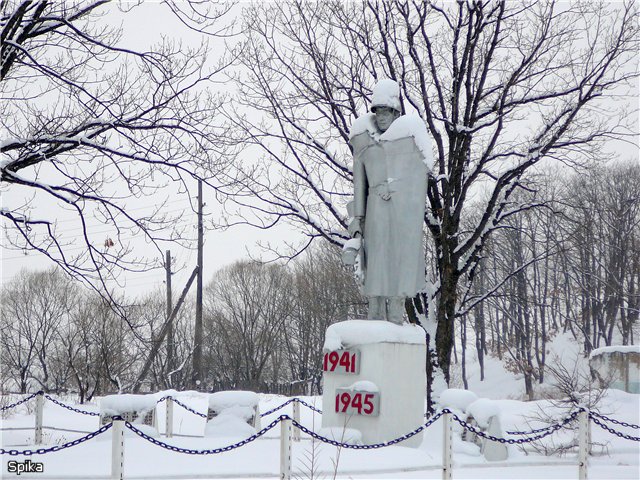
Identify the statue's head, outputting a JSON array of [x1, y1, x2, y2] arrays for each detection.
[[370, 79, 401, 133]]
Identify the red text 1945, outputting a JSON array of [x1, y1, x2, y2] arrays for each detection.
[[334, 389, 380, 416]]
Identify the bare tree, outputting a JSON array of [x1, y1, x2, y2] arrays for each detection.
[[0, 268, 77, 393], [285, 243, 363, 394], [221, 0, 638, 384], [457, 163, 639, 397], [203, 260, 294, 391], [563, 161, 640, 350], [1, 1, 234, 304]]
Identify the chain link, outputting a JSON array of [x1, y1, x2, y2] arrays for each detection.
[[589, 414, 640, 442], [123, 415, 283, 454], [0, 423, 113, 456], [43, 394, 100, 417], [589, 411, 640, 430], [507, 424, 558, 435], [0, 391, 41, 412], [448, 409, 581, 445], [290, 411, 444, 449]]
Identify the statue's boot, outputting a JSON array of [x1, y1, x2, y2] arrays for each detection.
[[367, 296, 385, 320], [387, 297, 405, 325]]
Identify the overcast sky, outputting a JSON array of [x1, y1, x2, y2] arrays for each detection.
[[1, 1, 638, 300]]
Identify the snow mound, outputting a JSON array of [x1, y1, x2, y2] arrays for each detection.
[[344, 380, 379, 393], [205, 413, 257, 438], [453, 437, 481, 456], [590, 345, 640, 359], [209, 391, 259, 410], [466, 398, 500, 429], [348, 112, 434, 170], [439, 388, 478, 412], [343, 237, 361, 250], [380, 114, 433, 169], [323, 320, 425, 351], [208, 391, 259, 422], [100, 394, 157, 417], [349, 112, 378, 140]]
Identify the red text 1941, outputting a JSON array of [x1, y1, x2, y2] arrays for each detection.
[[322, 349, 360, 374]]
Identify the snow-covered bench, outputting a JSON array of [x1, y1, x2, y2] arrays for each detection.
[[439, 388, 508, 461], [99, 394, 158, 429], [207, 391, 261, 430], [590, 345, 640, 393]]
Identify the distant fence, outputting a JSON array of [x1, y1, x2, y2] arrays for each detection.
[[1, 392, 638, 480], [208, 376, 323, 397]]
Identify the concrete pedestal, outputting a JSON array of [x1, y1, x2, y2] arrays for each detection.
[[321, 320, 426, 447]]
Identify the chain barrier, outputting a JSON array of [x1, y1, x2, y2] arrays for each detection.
[[1, 392, 41, 412], [294, 398, 323, 414], [448, 409, 581, 445], [0, 391, 41, 413], [5, 392, 638, 461], [507, 424, 558, 435], [588, 411, 640, 430], [261, 398, 323, 417], [124, 415, 284, 454], [166, 397, 208, 418], [589, 414, 640, 442], [505, 425, 554, 435], [506, 410, 583, 435], [291, 411, 444, 449], [260, 398, 295, 417], [43, 394, 100, 417], [0, 423, 113, 456]]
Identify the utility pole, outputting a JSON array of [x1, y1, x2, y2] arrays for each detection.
[[192, 180, 204, 389], [133, 267, 198, 393], [165, 250, 173, 387]]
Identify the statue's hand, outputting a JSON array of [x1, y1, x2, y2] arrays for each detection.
[[376, 182, 392, 201], [348, 217, 363, 237]]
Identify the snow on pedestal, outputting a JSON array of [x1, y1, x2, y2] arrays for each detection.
[[321, 320, 426, 447]]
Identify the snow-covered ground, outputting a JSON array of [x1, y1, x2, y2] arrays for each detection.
[[2, 332, 638, 479], [1, 387, 638, 479]]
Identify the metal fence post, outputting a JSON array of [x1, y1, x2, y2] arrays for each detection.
[[166, 397, 174, 438], [442, 412, 453, 480], [578, 410, 589, 480], [292, 400, 300, 442], [280, 417, 292, 480], [111, 418, 125, 480], [35, 392, 44, 445]]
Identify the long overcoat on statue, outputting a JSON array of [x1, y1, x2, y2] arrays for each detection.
[[349, 122, 429, 297]]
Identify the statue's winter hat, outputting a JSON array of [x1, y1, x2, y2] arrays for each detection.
[[371, 79, 401, 112]]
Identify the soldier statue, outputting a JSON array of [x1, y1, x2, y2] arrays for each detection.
[[344, 79, 432, 324]]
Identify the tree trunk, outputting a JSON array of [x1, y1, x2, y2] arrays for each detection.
[[436, 263, 458, 384]]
